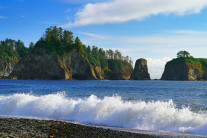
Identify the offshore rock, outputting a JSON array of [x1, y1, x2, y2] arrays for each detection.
[[130, 58, 150, 80], [161, 57, 207, 81]]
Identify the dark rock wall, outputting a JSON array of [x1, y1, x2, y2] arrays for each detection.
[[130, 58, 150, 80]]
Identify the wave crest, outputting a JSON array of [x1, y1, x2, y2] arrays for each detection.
[[0, 93, 207, 135]]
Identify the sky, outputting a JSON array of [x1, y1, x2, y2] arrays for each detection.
[[1, 0, 207, 79]]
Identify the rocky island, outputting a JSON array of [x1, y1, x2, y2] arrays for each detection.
[[161, 57, 207, 81]]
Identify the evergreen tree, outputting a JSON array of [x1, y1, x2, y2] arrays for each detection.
[[177, 50, 193, 58], [74, 37, 84, 54], [87, 46, 91, 57], [29, 42, 34, 50], [92, 46, 99, 60], [63, 30, 74, 45]]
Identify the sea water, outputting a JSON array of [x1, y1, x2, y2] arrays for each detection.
[[0, 79, 207, 135]]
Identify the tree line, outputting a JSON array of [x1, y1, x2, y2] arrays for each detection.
[[0, 39, 29, 62], [35, 26, 133, 70]]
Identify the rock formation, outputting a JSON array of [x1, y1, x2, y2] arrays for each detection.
[[10, 48, 100, 80], [161, 58, 207, 81], [130, 58, 150, 80], [0, 57, 18, 78], [104, 66, 133, 80]]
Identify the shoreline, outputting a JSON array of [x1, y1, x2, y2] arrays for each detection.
[[0, 116, 206, 138]]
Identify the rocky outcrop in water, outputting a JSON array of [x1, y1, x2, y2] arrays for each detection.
[[130, 58, 150, 80], [161, 58, 207, 81], [10, 48, 100, 80]]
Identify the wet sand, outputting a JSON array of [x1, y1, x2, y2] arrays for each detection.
[[0, 116, 206, 138]]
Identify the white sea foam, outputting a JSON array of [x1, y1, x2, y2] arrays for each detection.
[[0, 92, 207, 135]]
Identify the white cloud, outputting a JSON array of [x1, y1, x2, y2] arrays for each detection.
[[120, 34, 207, 47], [79, 32, 108, 39], [170, 30, 207, 35], [147, 57, 172, 79], [62, 0, 207, 27]]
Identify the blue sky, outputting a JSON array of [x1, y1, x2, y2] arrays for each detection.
[[1, 0, 207, 78]]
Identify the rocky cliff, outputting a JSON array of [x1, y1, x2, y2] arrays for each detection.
[[9, 48, 133, 80], [0, 39, 29, 78], [10, 48, 100, 80], [102, 59, 133, 80], [161, 57, 207, 81], [130, 58, 150, 80], [0, 57, 18, 78], [104, 66, 133, 80]]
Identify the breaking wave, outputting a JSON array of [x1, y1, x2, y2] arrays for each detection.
[[0, 92, 207, 135]]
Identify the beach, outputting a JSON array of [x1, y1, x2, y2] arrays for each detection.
[[0, 116, 206, 138]]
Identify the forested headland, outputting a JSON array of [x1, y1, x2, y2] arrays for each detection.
[[35, 26, 133, 71], [0, 26, 133, 80]]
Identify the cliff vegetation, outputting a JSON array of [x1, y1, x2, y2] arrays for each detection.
[[161, 51, 207, 80], [0, 39, 29, 77]]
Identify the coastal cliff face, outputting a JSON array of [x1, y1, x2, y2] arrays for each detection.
[[59, 51, 100, 80], [10, 48, 99, 80], [0, 39, 29, 78], [9, 48, 133, 80], [130, 58, 150, 80], [161, 58, 207, 81], [6, 26, 134, 80], [0, 58, 18, 78], [104, 66, 133, 80], [102, 59, 133, 80]]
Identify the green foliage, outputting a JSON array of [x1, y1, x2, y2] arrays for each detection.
[[177, 50, 193, 58], [108, 59, 132, 71], [29, 42, 34, 50], [88, 57, 101, 67], [30, 26, 132, 71], [36, 26, 86, 56], [0, 39, 29, 63], [74, 37, 85, 54], [84, 45, 132, 71], [169, 57, 207, 72]]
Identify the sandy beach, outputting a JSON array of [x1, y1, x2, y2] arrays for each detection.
[[0, 116, 206, 138]]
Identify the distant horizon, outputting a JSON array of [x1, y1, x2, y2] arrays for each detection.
[[1, 0, 207, 78]]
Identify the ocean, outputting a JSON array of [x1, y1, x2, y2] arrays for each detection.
[[0, 79, 207, 135]]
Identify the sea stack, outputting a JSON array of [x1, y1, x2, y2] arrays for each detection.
[[130, 58, 150, 80], [161, 57, 207, 81]]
